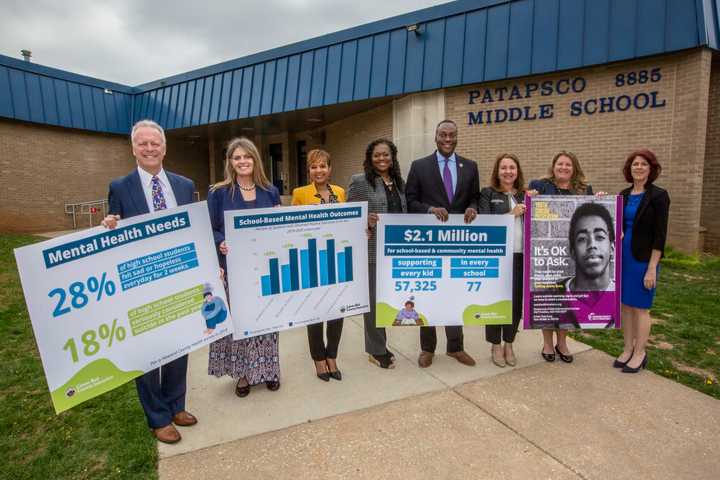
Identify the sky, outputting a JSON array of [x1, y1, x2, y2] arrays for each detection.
[[1, 0, 452, 86]]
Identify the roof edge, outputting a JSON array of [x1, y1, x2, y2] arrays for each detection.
[[134, 0, 509, 91], [0, 53, 135, 93]]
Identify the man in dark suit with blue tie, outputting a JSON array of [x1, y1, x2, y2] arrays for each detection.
[[102, 120, 197, 444], [405, 119, 480, 368]]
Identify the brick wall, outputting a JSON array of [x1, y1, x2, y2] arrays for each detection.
[[701, 54, 720, 252], [165, 135, 211, 199], [446, 49, 712, 253], [2, 49, 716, 252], [321, 103, 394, 190], [0, 120, 209, 233]]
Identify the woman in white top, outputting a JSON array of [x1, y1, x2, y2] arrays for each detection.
[[478, 153, 528, 368]]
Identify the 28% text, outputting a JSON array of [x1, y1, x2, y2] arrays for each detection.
[[48, 272, 117, 317]]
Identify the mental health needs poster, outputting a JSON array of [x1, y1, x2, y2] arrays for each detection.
[[15, 202, 230, 413]]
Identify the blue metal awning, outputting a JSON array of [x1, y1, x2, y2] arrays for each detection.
[[1, 0, 718, 134]]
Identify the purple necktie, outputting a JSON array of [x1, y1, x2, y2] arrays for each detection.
[[443, 158, 454, 203]]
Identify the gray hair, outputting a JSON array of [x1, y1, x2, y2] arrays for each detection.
[[131, 119, 166, 145]]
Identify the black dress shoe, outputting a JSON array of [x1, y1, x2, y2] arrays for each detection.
[[329, 370, 342, 381], [266, 380, 281, 391], [621, 353, 647, 373], [317, 372, 330, 382], [555, 345, 574, 363], [541, 351, 556, 362]]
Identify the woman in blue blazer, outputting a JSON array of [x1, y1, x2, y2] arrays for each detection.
[[206, 137, 282, 397]]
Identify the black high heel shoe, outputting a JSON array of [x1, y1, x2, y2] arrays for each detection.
[[613, 354, 633, 368], [315, 360, 330, 382], [326, 358, 342, 381], [621, 353, 647, 373], [541, 349, 555, 362], [555, 345, 574, 363]]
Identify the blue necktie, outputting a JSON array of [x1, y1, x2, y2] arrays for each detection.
[[151, 176, 167, 211]]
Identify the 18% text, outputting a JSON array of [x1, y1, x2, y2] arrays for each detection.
[[63, 318, 127, 363]]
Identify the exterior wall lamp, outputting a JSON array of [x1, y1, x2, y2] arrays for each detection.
[[406, 24, 422, 35]]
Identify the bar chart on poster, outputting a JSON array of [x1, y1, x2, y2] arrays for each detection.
[[259, 235, 354, 296], [225, 203, 370, 338]]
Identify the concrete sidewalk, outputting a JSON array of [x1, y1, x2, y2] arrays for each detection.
[[158, 318, 719, 479]]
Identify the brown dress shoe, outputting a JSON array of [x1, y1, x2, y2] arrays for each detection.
[[418, 351, 434, 368], [173, 411, 198, 427], [153, 424, 181, 444], [447, 350, 476, 366]]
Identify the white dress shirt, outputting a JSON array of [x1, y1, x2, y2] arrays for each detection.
[[508, 194, 524, 253], [137, 167, 178, 212]]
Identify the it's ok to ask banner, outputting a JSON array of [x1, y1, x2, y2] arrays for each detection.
[[15, 202, 230, 413]]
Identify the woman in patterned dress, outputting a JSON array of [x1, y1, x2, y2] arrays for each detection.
[[207, 137, 281, 397], [291, 149, 346, 381]]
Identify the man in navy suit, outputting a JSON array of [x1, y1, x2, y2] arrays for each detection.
[[102, 120, 197, 444], [405, 119, 480, 368]]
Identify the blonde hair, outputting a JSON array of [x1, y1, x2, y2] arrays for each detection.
[[211, 137, 272, 194], [546, 150, 589, 194], [307, 149, 331, 169]]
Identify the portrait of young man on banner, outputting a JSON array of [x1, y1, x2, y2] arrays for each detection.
[[524, 196, 622, 330]]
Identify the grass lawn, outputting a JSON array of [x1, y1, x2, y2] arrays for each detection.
[[2, 235, 718, 479], [571, 249, 720, 400], [1, 234, 157, 480]]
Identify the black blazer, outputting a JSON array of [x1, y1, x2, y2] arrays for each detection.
[[108, 168, 195, 219], [478, 187, 525, 214], [405, 152, 480, 214], [620, 183, 670, 261]]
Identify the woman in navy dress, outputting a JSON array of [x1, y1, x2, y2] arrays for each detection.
[[528, 151, 593, 363], [616, 149, 670, 373], [207, 137, 282, 397]]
